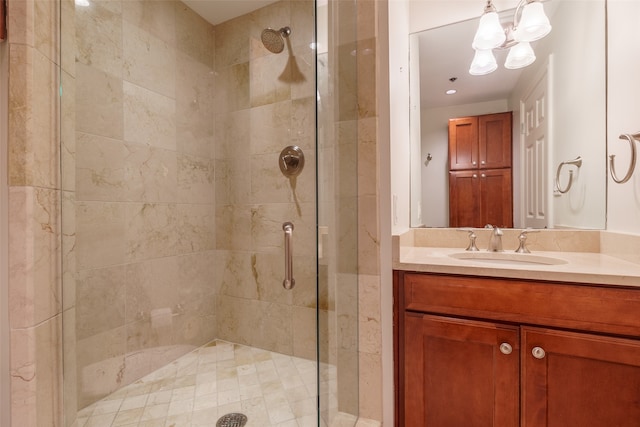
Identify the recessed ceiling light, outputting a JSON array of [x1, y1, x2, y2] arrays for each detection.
[[445, 89, 457, 95]]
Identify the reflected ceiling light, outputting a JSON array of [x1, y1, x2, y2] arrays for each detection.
[[469, 49, 497, 75], [75, 0, 90, 6], [470, 0, 551, 75], [445, 89, 457, 95]]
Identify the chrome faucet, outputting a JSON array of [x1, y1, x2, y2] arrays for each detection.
[[486, 225, 503, 252]]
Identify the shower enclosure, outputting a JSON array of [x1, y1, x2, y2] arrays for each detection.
[[61, 0, 359, 426]]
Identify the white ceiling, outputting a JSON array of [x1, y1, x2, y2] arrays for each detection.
[[182, 0, 279, 25]]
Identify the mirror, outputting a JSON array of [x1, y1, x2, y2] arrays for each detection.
[[410, 0, 606, 229]]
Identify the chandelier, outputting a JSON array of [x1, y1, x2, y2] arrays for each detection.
[[469, 0, 552, 75]]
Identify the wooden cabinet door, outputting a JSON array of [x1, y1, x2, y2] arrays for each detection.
[[449, 170, 481, 227], [449, 116, 479, 170], [522, 327, 640, 427], [404, 313, 520, 427], [480, 168, 513, 228], [479, 112, 512, 169]]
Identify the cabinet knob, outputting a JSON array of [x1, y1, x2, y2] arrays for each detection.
[[499, 343, 513, 355], [481, 173, 486, 178], [481, 160, 486, 165], [532, 346, 546, 359], [473, 161, 477, 165], [473, 174, 478, 178]]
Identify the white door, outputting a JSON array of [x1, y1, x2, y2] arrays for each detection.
[[521, 62, 551, 229]]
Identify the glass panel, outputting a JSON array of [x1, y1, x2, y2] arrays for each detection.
[[61, 1, 328, 426], [317, 0, 359, 425]]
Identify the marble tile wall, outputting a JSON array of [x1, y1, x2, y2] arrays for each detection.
[[213, 0, 319, 362], [72, 0, 217, 411]]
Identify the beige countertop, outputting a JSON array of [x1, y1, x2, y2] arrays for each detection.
[[394, 246, 640, 288]]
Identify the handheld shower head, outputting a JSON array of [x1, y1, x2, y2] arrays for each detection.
[[261, 26, 291, 54]]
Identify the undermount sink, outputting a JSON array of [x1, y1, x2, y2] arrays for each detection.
[[449, 252, 568, 266]]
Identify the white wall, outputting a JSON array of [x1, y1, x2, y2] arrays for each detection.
[[389, 0, 411, 234], [607, 0, 640, 235], [420, 99, 509, 227]]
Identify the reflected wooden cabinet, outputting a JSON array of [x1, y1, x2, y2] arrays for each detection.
[[449, 112, 513, 227], [449, 168, 512, 228], [394, 271, 640, 427]]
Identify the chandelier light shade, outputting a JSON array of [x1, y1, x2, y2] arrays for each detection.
[[469, 0, 551, 75], [469, 49, 498, 75], [515, 1, 552, 42], [472, 10, 506, 49], [504, 42, 536, 69]]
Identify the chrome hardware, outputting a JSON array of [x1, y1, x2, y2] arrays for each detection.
[[485, 224, 503, 252], [532, 346, 546, 359], [282, 222, 295, 289], [609, 133, 639, 184], [279, 146, 305, 178], [555, 156, 582, 194], [515, 228, 540, 253], [499, 343, 513, 355], [457, 228, 480, 251]]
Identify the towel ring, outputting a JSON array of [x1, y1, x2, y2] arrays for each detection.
[[555, 156, 582, 194], [609, 133, 639, 184]]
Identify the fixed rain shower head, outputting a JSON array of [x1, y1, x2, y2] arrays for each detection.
[[261, 26, 291, 54]]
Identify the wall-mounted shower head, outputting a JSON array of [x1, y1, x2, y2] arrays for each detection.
[[261, 26, 291, 54]]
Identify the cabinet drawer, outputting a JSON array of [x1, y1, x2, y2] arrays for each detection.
[[401, 272, 640, 337]]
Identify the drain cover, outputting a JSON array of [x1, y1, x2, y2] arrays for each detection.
[[216, 413, 248, 427]]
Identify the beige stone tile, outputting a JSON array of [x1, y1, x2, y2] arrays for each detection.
[[76, 265, 126, 340], [61, 71, 76, 192], [76, 201, 127, 270], [125, 257, 180, 324], [76, 62, 124, 140], [34, 0, 59, 62], [214, 157, 251, 206], [290, 1, 315, 54], [63, 308, 79, 426], [123, 82, 176, 150], [175, 52, 215, 159], [358, 195, 379, 276], [175, 203, 215, 253], [336, 349, 359, 415], [10, 316, 63, 427], [214, 62, 250, 114], [249, 52, 292, 107], [176, 153, 214, 205], [601, 231, 640, 264], [8, 186, 62, 329], [215, 204, 252, 251], [358, 352, 382, 422], [292, 306, 316, 360], [7, 0, 34, 46], [356, 37, 377, 119], [214, 250, 260, 300], [214, 15, 250, 69], [291, 97, 315, 147], [123, 20, 176, 98], [172, 311, 216, 349], [177, 251, 216, 305], [76, 327, 126, 408], [357, 274, 380, 355], [75, 0, 123, 78], [250, 202, 316, 257], [62, 191, 77, 312], [125, 203, 179, 261], [358, 117, 378, 198], [213, 109, 250, 160], [250, 153, 316, 205], [251, 252, 315, 306], [8, 44, 60, 188], [175, 1, 214, 66], [288, 46, 316, 100], [336, 43, 358, 122], [122, 0, 176, 47], [61, 0, 76, 76], [249, 100, 291, 155]]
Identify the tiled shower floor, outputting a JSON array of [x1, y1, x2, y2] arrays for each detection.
[[76, 340, 335, 427]]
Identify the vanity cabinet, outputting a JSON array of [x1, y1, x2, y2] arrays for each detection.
[[448, 112, 513, 228], [394, 271, 640, 427]]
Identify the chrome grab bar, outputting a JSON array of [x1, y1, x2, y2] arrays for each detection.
[[282, 222, 295, 290]]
